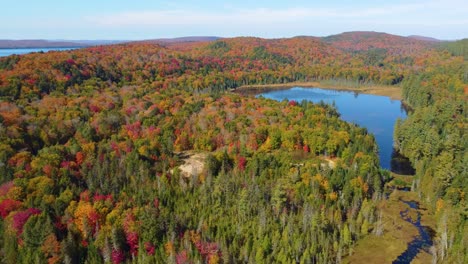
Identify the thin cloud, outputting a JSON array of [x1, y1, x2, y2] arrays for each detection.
[[87, 8, 330, 27], [4, 0, 465, 39], [86, 1, 468, 29]]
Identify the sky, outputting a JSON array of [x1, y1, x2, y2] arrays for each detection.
[[1, 0, 467, 40]]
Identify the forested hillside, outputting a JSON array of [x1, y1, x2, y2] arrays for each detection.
[[394, 39, 467, 263], [0, 32, 449, 99], [0, 32, 466, 263]]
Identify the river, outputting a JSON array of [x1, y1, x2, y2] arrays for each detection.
[[259, 87, 409, 171]]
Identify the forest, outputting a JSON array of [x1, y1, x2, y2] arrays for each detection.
[[0, 32, 466, 263], [394, 38, 467, 263]]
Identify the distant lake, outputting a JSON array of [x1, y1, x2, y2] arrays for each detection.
[[0, 47, 79, 57], [259, 87, 408, 171]]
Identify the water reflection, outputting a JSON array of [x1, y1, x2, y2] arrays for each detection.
[[259, 87, 408, 170], [390, 149, 415, 175]]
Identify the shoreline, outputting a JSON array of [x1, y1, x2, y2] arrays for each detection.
[[234, 81, 402, 100]]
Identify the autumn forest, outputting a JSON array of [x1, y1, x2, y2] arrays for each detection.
[[0, 32, 466, 263]]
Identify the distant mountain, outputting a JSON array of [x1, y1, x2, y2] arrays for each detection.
[[61, 40, 129, 45], [0, 39, 133, 49], [407, 35, 442, 42], [1, 34, 446, 51], [322, 31, 434, 53], [323, 31, 417, 45], [0, 37, 218, 49], [137, 36, 220, 44], [0, 40, 91, 49]]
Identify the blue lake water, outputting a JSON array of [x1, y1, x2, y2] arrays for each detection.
[[259, 87, 407, 170], [0, 47, 79, 57]]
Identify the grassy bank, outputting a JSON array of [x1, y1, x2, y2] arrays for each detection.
[[235, 81, 402, 100]]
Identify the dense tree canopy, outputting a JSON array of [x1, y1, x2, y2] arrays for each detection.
[[0, 32, 466, 263], [394, 39, 467, 263]]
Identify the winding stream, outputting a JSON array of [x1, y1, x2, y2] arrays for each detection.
[[393, 200, 433, 263]]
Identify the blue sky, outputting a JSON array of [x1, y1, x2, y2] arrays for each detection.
[[1, 0, 467, 40]]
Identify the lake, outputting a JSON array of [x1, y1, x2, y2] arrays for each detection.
[[0, 47, 79, 57], [259, 87, 408, 171]]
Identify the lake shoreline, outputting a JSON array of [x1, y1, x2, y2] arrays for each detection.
[[256, 87, 407, 169], [234, 81, 402, 100], [0, 47, 81, 57]]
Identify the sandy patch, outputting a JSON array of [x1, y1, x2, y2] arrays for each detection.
[[177, 152, 207, 178]]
